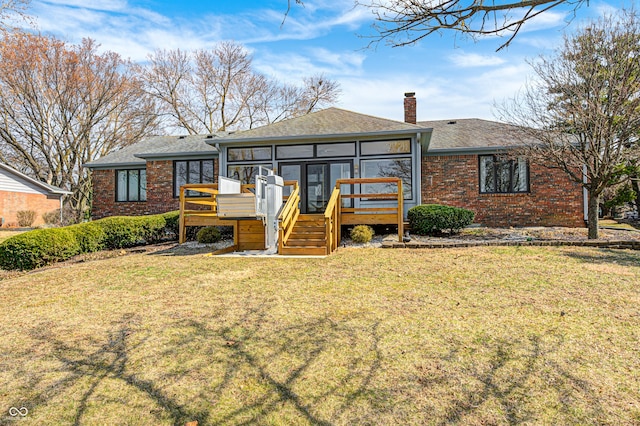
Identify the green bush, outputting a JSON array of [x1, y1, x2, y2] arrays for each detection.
[[162, 211, 180, 237], [408, 204, 475, 236], [350, 225, 375, 243], [0, 228, 81, 270], [16, 210, 36, 227], [95, 214, 166, 249], [67, 222, 106, 253], [196, 226, 222, 244], [0, 212, 179, 271]]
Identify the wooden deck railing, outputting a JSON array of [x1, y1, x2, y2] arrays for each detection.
[[324, 187, 341, 254], [179, 183, 219, 243], [277, 181, 300, 252], [335, 177, 404, 242]]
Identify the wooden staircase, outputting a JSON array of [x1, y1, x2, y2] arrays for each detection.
[[279, 214, 329, 256]]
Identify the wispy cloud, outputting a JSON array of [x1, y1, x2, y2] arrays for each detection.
[[449, 52, 506, 67]]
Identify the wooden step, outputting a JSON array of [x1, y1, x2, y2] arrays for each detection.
[[285, 239, 326, 247], [279, 246, 328, 256], [290, 231, 326, 239]]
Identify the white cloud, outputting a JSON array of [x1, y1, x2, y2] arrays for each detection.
[[449, 52, 506, 67]]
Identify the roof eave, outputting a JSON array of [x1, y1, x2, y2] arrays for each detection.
[[207, 128, 433, 146], [425, 145, 524, 156], [135, 150, 218, 160], [84, 161, 146, 170], [0, 163, 72, 195]]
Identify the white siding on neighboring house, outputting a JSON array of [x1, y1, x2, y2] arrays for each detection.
[[0, 167, 46, 194]]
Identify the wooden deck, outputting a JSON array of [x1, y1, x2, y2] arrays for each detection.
[[178, 177, 404, 256]]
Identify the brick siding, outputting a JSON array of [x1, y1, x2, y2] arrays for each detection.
[[91, 159, 218, 219], [0, 191, 61, 227], [421, 155, 585, 227]]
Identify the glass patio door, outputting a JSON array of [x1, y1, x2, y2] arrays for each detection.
[[306, 163, 328, 213], [280, 161, 352, 214]]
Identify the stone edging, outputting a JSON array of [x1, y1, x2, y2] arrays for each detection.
[[381, 240, 640, 250]]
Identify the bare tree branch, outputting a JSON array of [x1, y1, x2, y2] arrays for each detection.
[[0, 32, 159, 222], [497, 10, 640, 238], [357, 0, 587, 51]]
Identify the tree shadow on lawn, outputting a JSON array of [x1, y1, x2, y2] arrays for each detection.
[[561, 247, 640, 268], [13, 309, 618, 425]]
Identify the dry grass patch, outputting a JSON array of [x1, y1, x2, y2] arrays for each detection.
[[1, 247, 639, 425], [0, 230, 24, 243]]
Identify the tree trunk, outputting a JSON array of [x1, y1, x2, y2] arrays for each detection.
[[587, 191, 599, 239], [631, 175, 640, 216]]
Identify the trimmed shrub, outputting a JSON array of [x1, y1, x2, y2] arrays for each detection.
[[196, 226, 221, 244], [350, 225, 375, 243], [16, 210, 36, 227], [67, 222, 106, 253], [0, 212, 180, 271], [162, 211, 180, 238], [408, 204, 475, 236], [95, 215, 166, 249], [0, 228, 81, 270]]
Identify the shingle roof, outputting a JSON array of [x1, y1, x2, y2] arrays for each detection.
[[214, 107, 430, 143], [85, 134, 225, 168], [418, 118, 532, 151]]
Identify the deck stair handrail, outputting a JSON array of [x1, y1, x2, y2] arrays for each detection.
[[277, 181, 300, 251], [323, 187, 341, 253], [335, 177, 404, 242]]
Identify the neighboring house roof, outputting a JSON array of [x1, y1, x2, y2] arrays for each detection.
[[210, 108, 432, 144], [418, 118, 534, 154], [0, 163, 72, 196], [84, 134, 226, 169]]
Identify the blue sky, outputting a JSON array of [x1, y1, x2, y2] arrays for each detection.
[[24, 0, 622, 122]]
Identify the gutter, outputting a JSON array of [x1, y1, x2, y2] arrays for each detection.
[[206, 128, 433, 146]]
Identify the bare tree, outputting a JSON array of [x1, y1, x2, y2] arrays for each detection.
[[139, 41, 340, 134], [0, 0, 31, 30], [356, 0, 588, 51], [0, 32, 159, 222], [498, 11, 640, 239]]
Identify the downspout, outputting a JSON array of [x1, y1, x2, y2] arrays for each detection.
[[416, 132, 422, 207], [59, 194, 64, 225]]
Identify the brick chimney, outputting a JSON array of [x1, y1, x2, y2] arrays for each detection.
[[404, 92, 416, 124]]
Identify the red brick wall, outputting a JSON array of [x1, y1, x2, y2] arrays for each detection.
[[91, 159, 218, 219], [421, 155, 585, 227], [0, 190, 61, 227]]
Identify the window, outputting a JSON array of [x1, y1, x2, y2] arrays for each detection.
[[116, 169, 146, 202], [228, 146, 271, 162], [174, 159, 215, 197], [317, 143, 356, 157], [360, 158, 412, 200], [227, 164, 273, 185], [276, 145, 314, 159], [360, 140, 411, 156], [479, 155, 529, 193]]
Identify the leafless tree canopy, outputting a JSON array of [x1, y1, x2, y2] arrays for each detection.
[[0, 32, 160, 222], [498, 10, 640, 238], [0, 0, 31, 30], [357, 0, 587, 50], [139, 41, 341, 134]]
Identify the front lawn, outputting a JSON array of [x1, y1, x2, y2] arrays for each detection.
[[0, 230, 24, 243], [1, 247, 638, 425]]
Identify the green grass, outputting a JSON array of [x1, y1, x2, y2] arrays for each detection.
[[1, 247, 639, 425]]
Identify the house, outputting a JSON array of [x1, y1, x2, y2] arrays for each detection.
[[86, 93, 586, 228], [0, 163, 72, 227]]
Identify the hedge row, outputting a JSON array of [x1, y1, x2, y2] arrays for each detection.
[[408, 204, 475, 236], [0, 211, 179, 271]]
